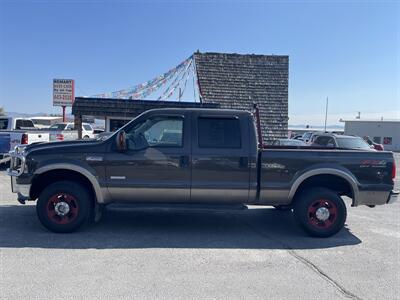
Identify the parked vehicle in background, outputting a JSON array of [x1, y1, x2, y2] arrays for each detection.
[[49, 122, 95, 141], [7, 108, 398, 237], [311, 133, 373, 150], [301, 131, 317, 143], [0, 117, 49, 164], [308, 132, 326, 144], [31, 116, 63, 129], [272, 139, 307, 146], [290, 134, 303, 140], [93, 128, 105, 136], [363, 136, 384, 151]]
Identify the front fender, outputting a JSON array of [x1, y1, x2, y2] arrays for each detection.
[[34, 162, 108, 204]]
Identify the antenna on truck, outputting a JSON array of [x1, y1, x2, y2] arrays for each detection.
[[253, 104, 264, 149]]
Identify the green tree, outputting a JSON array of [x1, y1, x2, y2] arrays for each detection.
[[0, 106, 5, 116]]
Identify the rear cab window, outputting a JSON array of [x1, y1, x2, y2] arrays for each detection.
[[15, 119, 35, 129]]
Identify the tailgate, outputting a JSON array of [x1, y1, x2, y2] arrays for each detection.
[[49, 130, 78, 141], [28, 131, 49, 143]]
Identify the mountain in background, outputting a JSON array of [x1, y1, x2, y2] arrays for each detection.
[[5, 111, 69, 118]]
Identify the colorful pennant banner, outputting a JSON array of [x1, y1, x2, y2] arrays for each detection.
[[93, 56, 193, 100]]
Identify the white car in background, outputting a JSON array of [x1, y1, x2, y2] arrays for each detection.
[[48, 122, 95, 141]]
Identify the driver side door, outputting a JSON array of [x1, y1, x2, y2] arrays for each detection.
[[105, 112, 191, 203]]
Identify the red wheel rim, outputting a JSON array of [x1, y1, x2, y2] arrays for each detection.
[[46, 193, 79, 225], [307, 199, 338, 229]]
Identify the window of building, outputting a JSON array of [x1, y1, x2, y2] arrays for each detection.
[[110, 119, 130, 132], [198, 117, 241, 148], [383, 137, 392, 145]]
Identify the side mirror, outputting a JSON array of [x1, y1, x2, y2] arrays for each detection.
[[116, 130, 127, 152]]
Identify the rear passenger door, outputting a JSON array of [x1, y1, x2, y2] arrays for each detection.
[[191, 113, 251, 203]]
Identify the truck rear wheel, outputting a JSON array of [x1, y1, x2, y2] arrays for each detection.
[[36, 181, 92, 233], [294, 188, 347, 237]]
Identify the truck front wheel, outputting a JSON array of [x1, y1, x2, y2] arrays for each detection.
[[294, 188, 347, 237], [36, 181, 92, 233]]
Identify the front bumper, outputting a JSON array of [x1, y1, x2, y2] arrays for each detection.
[[387, 190, 399, 204], [10, 176, 31, 203], [7, 147, 31, 203]]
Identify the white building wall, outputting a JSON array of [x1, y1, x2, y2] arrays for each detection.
[[344, 121, 400, 151]]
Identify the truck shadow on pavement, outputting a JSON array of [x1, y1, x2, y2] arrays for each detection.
[[0, 204, 361, 250]]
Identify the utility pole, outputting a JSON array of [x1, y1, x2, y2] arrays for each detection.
[[62, 106, 66, 122], [324, 97, 329, 132]]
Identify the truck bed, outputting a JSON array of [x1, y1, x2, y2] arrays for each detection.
[[259, 148, 395, 206]]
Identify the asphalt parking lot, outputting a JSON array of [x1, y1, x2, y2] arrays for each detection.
[[0, 154, 399, 300]]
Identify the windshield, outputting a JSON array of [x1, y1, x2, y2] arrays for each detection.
[[336, 137, 371, 150], [49, 124, 67, 130]]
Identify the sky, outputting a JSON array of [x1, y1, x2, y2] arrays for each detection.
[[0, 0, 399, 126]]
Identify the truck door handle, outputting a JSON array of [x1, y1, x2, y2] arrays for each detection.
[[239, 156, 248, 168], [179, 155, 190, 168]]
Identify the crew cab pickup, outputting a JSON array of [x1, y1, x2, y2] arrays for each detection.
[[0, 117, 49, 164], [7, 108, 398, 237]]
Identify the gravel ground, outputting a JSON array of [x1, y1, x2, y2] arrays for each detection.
[[0, 154, 399, 299]]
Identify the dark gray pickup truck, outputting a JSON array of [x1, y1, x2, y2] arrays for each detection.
[[7, 108, 398, 237]]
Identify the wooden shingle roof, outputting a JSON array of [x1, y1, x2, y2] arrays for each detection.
[[194, 52, 288, 142], [72, 98, 219, 118]]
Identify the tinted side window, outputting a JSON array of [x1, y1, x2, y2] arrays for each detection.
[[83, 124, 92, 131], [198, 117, 241, 148]]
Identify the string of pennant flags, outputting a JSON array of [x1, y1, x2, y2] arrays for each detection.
[[158, 58, 193, 100], [92, 55, 197, 101]]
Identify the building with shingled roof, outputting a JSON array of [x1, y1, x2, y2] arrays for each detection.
[[72, 51, 289, 142]]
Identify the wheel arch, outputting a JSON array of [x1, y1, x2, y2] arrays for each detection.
[[289, 168, 360, 206], [30, 164, 105, 203]]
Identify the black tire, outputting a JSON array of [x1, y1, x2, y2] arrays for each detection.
[[36, 181, 92, 233], [83, 135, 89, 139], [293, 187, 347, 238]]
